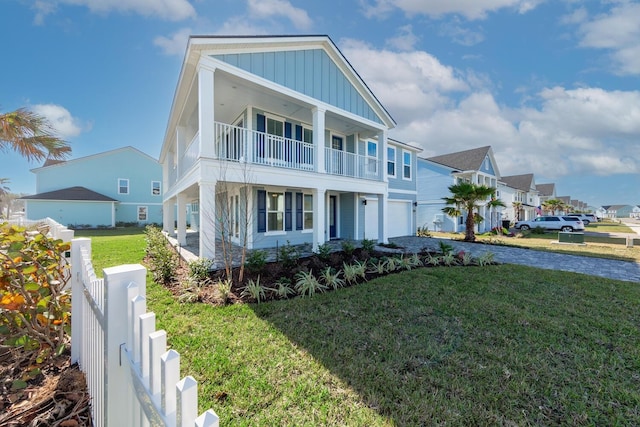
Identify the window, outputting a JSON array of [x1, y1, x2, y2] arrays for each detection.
[[303, 128, 313, 143], [366, 140, 377, 174], [137, 206, 148, 221], [387, 147, 396, 177], [403, 151, 411, 179], [267, 192, 284, 232], [191, 202, 199, 213], [152, 181, 161, 196], [303, 194, 313, 230], [118, 179, 129, 195]]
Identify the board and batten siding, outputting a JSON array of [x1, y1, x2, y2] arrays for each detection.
[[212, 49, 383, 125]]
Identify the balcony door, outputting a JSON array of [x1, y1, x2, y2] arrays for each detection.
[[331, 135, 344, 175]]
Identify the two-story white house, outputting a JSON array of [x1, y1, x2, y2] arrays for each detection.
[[499, 173, 540, 222], [159, 35, 404, 260], [416, 146, 502, 233]]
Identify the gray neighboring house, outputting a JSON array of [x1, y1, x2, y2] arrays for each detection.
[[416, 145, 502, 233], [499, 174, 540, 222]]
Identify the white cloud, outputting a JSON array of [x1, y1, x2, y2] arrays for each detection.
[[31, 104, 85, 139], [574, 2, 640, 75], [247, 0, 312, 30], [362, 0, 544, 20], [154, 27, 191, 56], [33, 0, 196, 22], [341, 41, 640, 180], [438, 19, 485, 46], [385, 25, 419, 51]]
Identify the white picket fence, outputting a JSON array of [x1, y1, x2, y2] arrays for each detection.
[[68, 236, 220, 427]]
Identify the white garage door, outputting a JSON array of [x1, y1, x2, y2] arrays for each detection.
[[364, 199, 378, 240], [388, 200, 412, 237]]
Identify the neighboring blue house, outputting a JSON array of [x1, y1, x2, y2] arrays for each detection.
[[416, 146, 502, 233], [22, 146, 162, 228]]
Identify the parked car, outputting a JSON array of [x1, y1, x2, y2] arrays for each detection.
[[514, 216, 585, 232], [568, 213, 596, 225]]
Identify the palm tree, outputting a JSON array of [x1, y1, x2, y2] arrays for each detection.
[[0, 178, 10, 219], [512, 201, 523, 221], [442, 182, 504, 242], [542, 199, 563, 215], [0, 107, 71, 161]]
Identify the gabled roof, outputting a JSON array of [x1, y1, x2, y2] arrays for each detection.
[[388, 138, 423, 152], [501, 174, 535, 192], [424, 146, 492, 172], [31, 146, 158, 173], [536, 183, 555, 196], [21, 186, 117, 202]]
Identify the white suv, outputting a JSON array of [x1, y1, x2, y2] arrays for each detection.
[[515, 216, 585, 232], [569, 214, 597, 225]]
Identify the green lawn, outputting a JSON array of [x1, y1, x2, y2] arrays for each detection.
[[77, 229, 640, 425]]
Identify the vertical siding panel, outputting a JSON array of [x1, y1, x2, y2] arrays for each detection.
[[264, 52, 275, 81], [238, 53, 251, 71], [295, 50, 305, 93], [321, 52, 330, 102], [275, 51, 286, 86], [329, 63, 337, 105], [336, 72, 345, 110], [313, 50, 322, 99], [253, 52, 264, 76]]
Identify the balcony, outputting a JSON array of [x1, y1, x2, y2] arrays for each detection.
[[212, 122, 381, 180]]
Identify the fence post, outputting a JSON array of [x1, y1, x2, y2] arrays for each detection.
[[103, 264, 147, 427], [71, 237, 92, 364]]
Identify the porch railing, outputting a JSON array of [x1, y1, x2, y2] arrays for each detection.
[[212, 122, 381, 180]]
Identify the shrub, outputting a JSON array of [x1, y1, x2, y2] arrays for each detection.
[[0, 223, 71, 356], [360, 238, 376, 253], [295, 271, 325, 297], [477, 252, 496, 266], [341, 240, 356, 257], [315, 242, 332, 262], [438, 241, 454, 256], [144, 225, 178, 284], [343, 261, 367, 284], [188, 258, 213, 282], [277, 241, 299, 269], [245, 249, 268, 274]]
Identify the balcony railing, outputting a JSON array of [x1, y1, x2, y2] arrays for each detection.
[[171, 122, 382, 183]]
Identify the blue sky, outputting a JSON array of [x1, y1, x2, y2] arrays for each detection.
[[1, 0, 639, 208]]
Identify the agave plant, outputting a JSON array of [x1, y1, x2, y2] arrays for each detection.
[[217, 278, 233, 304], [343, 261, 367, 284], [319, 267, 345, 290], [442, 252, 457, 266], [425, 253, 441, 266], [477, 251, 495, 266], [383, 256, 401, 272], [241, 276, 266, 303], [461, 251, 474, 266], [295, 270, 326, 297], [273, 278, 296, 299], [408, 253, 423, 268], [368, 259, 387, 275]]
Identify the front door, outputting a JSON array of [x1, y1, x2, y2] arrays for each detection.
[[329, 195, 338, 239]]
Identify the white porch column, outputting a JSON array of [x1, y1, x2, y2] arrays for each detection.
[[378, 129, 388, 182], [199, 181, 217, 260], [198, 67, 216, 159], [312, 107, 326, 173], [377, 193, 388, 244], [176, 193, 188, 246], [176, 125, 186, 176], [245, 106, 253, 163], [312, 187, 326, 251], [163, 198, 175, 235]]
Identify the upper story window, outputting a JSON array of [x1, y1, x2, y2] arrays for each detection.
[[387, 147, 396, 177], [303, 194, 313, 230], [403, 150, 411, 180], [118, 178, 129, 195], [152, 181, 161, 196]]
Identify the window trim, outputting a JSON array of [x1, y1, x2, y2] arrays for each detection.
[[266, 190, 286, 234], [387, 146, 396, 178], [151, 181, 161, 196], [402, 150, 412, 180], [118, 178, 129, 195], [366, 140, 378, 175], [137, 206, 148, 222], [303, 193, 313, 231]]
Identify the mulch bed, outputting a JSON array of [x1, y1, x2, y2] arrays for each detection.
[[0, 345, 93, 426]]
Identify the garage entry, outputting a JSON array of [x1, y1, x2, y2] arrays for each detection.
[[387, 200, 413, 238]]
